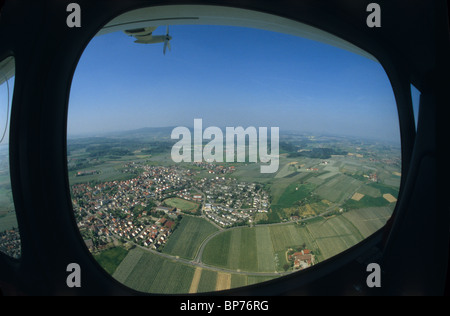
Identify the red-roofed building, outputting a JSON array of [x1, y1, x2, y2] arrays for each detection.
[[165, 220, 175, 230], [291, 249, 315, 270]]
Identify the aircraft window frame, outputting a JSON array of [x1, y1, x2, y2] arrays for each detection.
[[1, 0, 439, 297], [64, 5, 407, 295]]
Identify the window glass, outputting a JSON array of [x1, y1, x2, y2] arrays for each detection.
[[68, 23, 401, 294], [0, 56, 20, 259], [410, 83, 421, 130]]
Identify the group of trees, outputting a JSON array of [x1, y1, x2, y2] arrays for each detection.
[[85, 145, 132, 158]]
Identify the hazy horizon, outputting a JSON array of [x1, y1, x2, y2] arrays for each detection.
[[67, 123, 401, 147]]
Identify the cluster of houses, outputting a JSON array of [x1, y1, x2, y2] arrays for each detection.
[[195, 177, 269, 227], [176, 189, 203, 202], [139, 218, 175, 250], [203, 203, 251, 227], [71, 164, 197, 216], [363, 173, 378, 182], [198, 177, 269, 212], [192, 162, 236, 174], [71, 161, 272, 250], [78, 206, 178, 251], [71, 164, 193, 252]]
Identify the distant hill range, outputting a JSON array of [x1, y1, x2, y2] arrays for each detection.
[[96, 126, 177, 140], [68, 126, 177, 142]]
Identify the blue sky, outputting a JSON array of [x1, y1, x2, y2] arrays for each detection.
[[68, 24, 401, 143]]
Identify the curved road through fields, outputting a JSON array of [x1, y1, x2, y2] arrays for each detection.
[[130, 205, 344, 278], [135, 240, 289, 277], [130, 222, 294, 277], [109, 197, 344, 278]]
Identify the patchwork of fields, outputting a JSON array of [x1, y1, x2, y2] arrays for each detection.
[[112, 246, 279, 294], [65, 136, 401, 294], [233, 154, 401, 223], [111, 205, 393, 294], [113, 248, 196, 294]]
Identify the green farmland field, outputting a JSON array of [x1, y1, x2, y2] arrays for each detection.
[[202, 223, 316, 272], [162, 215, 218, 260], [106, 207, 393, 294], [202, 206, 392, 272], [112, 247, 280, 294], [93, 246, 129, 275], [195, 269, 218, 293], [202, 227, 263, 272], [305, 215, 363, 259], [271, 183, 316, 210], [342, 206, 393, 238], [68, 161, 138, 184], [113, 248, 195, 294], [313, 174, 363, 203], [343, 182, 398, 210], [164, 197, 199, 212]]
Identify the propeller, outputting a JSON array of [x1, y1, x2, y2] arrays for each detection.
[[163, 25, 172, 55]]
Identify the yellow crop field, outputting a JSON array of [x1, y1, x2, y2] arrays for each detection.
[[383, 193, 397, 203], [189, 268, 202, 293], [216, 272, 231, 291], [351, 192, 365, 201]]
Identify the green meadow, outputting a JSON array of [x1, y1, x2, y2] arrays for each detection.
[[163, 197, 199, 212], [162, 215, 219, 260], [202, 223, 316, 272]]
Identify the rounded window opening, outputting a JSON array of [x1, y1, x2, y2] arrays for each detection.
[[67, 6, 401, 294]]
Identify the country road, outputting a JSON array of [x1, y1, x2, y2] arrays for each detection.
[[135, 238, 290, 277], [128, 207, 341, 278]]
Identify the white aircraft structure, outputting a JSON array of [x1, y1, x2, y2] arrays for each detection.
[[124, 26, 172, 55]]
